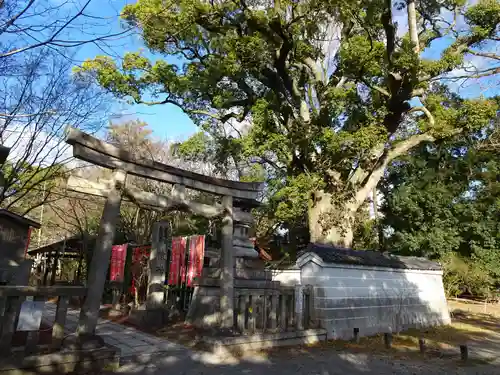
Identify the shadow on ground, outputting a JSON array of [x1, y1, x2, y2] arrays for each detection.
[[276, 306, 500, 364], [111, 315, 500, 375], [451, 309, 500, 332], [111, 342, 499, 375], [91, 302, 500, 375]]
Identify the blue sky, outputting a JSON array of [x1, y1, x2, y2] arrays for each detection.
[[69, 0, 197, 142]]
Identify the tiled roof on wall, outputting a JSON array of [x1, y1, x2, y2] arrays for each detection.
[[301, 243, 442, 271]]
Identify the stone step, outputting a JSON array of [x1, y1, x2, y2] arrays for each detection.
[[202, 329, 327, 355]]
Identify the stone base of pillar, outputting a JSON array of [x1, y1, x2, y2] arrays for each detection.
[[128, 304, 171, 329], [185, 286, 221, 329]]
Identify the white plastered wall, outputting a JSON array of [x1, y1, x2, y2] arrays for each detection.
[[297, 253, 451, 339]]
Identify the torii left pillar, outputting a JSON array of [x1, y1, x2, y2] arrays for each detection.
[[77, 169, 127, 336]]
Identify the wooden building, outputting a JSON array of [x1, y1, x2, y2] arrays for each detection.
[[0, 209, 40, 285]]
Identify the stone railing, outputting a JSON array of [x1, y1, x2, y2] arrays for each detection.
[[0, 286, 87, 353], [233, 285, 314, 333]]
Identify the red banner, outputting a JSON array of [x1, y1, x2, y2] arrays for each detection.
[[110, 244, 128, 282], [168, 237, 186, 285], [187, 235, 205, 286], [179, 237, 187, 284], [133, 245, 150, 263]]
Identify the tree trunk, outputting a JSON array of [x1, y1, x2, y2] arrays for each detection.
[[407, 0, 420, 53], [308, 190, 354, 248]]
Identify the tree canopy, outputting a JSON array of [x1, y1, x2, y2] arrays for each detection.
[[75, 0, 499, 247]]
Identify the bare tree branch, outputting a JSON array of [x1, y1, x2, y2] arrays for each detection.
[[0, 48, 109, 215], [0, 110, 56, 118], [437, 66, 500, 81], [466, 49, 500, 62], [0, 0, 36, 35], [0, 0, 134, 59]]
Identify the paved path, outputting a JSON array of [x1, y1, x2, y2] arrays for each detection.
[[42, 303, 188, 358]]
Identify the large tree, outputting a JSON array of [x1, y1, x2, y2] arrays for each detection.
[[75, 0, 499, 247]]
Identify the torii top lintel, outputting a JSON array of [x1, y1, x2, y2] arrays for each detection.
[[66, 128, 264, 202]]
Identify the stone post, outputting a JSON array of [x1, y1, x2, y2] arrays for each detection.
[[220, 195, 234, 330], [77, 169, 126, 336], [460, 344, 468, 361], [147, 221, 170, 308], [295, 284, 304, 330]]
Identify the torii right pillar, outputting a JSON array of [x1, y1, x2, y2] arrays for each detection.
[[220, 195, 234, 330]]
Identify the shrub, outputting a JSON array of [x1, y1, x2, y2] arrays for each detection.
[[441, 252, 495, 299]]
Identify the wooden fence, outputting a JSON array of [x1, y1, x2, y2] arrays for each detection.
[[234, 285, 314, 333], [0, 286, 87, 354]]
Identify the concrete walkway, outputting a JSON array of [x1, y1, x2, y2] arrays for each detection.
[[42, 303, 187, 358]]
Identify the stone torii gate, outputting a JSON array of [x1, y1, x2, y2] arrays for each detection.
[[65, 128, 263, 335]]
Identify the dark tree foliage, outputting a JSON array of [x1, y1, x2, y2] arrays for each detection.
[[381, 119, 500, 297]]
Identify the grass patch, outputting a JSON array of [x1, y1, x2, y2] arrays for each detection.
[[324, 304, 499, 355], [103, 362, 120, 372], [313, 318, 495, 355]]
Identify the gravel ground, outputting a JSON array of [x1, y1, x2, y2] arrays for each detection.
[[113, 347, 500, 375]]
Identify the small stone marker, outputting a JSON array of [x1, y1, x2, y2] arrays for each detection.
[[418, 337, 426, 353], [384, 333, 392, 349], [353, 328, 360, 343], [460, 344, 468, 361], [17, 300, 44, 331], [147, 221, 170, 309]]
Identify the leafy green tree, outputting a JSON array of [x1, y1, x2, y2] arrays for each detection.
[[75, 0, 499, 247], [381, 120, 500, 296], [441, 252, 495, 298]]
